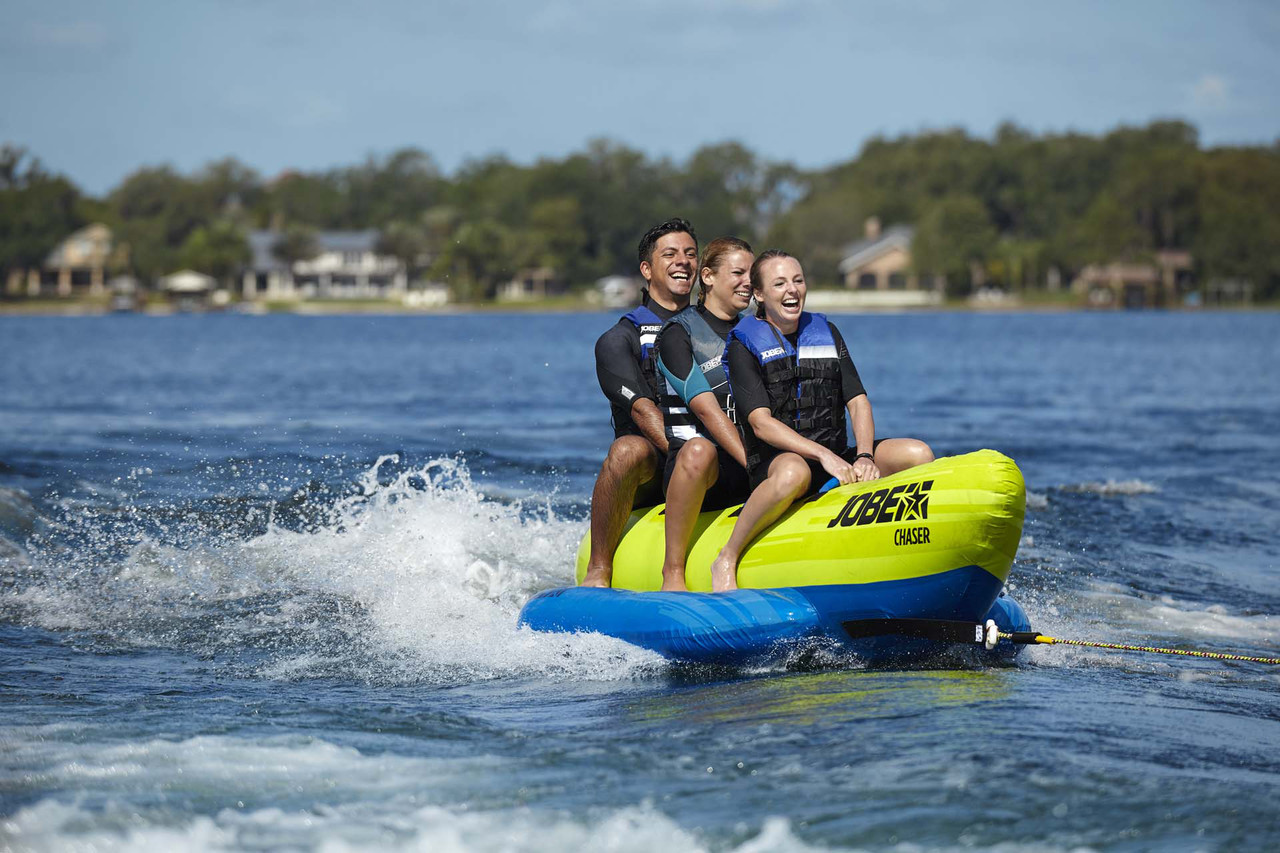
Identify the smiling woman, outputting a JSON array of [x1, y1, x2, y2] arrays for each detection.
[[707, 250, 935, 591], [652, 236, 756, 591]]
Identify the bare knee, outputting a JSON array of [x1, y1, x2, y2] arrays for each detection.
[[875, 438, 935, 476], [676, 438, 718, 484], [769, 455, 811, 499], [897, 439, 934, 469], [605, 435, 656, 480]]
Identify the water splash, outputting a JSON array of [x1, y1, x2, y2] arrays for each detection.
[[0, 456, 662, 686], [1059, 479, 1159, 496]]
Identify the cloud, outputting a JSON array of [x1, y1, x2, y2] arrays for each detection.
[[1189, 73, 1229, 110], [24, 20, 113, 49], [221, 87, 346, 130], [288, 94, 346, 128]]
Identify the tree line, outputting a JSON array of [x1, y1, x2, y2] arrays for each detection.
[[3, 120, 1278, 300]]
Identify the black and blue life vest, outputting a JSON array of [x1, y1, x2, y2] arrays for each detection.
[[724, 312, 846, 468], [622, 303, 666, 397], [655, 306, 737, 447], [608, 303, 668, 437]]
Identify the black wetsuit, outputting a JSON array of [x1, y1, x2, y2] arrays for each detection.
[[594, 296, 679, 438], [593, 293, 678, 506], [726, 320, 871, 493]]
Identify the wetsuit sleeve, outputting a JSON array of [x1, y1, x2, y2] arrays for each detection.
[[726, 339, 771, 418], [657, 324, 713, 404], [829, 324, 867, 403], [595, 322, 653, 409]]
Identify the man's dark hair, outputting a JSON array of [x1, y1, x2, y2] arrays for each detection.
[[637, 218, 697, 266]]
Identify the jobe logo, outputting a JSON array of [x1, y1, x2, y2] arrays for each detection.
[[826, 479, 933, 528], [760, 346, 786, 359]]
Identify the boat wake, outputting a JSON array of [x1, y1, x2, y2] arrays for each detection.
[[2, 725, 826, 853], [0, 456, 663, 686]]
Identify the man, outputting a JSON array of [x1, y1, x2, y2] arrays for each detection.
[[580, 219, 698, 587]]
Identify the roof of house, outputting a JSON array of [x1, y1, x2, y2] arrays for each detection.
[[246, 229, 381, 271], [837, 225, 915, 274], [44, 223, 113, 268], [159, 269, 217, 292]]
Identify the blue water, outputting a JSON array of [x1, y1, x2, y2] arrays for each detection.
[[2, 311, 1278, 852]]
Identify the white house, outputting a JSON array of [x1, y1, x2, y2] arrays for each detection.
[[241, 230, 407, 300], [596, 274, 643, 308]]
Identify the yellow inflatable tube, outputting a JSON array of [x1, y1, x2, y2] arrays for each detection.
[[576, 450, 1025, 592]]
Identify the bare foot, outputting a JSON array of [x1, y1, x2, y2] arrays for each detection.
[[580, 567, 611, 588], [710, 552, 739, 592]]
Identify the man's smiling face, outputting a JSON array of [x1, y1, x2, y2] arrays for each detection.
[[640, 231, 697, 304]]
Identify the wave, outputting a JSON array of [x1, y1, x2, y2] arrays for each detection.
[[4, 799, 824, 853], [0, 726, 824, 853], [1002, 577, 1279, 672], [1078, 581, 1278, 643], [0, 456, 662, 685], [0, 485, 39, 538], [1058, 479, 1159, 496]]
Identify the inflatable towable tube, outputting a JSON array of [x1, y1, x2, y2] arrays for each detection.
[[519, 450, 1030, 665]]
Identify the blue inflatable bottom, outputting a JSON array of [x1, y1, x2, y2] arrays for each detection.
[[518, 565, 1031, 667]]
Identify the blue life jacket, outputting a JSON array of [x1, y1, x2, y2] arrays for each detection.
[[655, 306, 737, 446], [622, 304, 666, 402], [724, 312, 846, 468]]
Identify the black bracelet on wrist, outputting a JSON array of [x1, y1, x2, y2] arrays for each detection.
[[854, 452, 874, 462]]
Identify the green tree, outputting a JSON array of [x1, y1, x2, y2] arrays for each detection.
[[1063, 192, 1149, 266], [262, 170, 347, 229], [109, 165, 209, 280], [271, 224, 320, 269], [348, 148, 443, 226], [911, 195, 998, 296], [0, 145, 84, 290], [430, 218, 516, 301], [680, 141, 763, 241], [178, 221, 250, 287], [511, 196, 588, 280], [765, 184, 867, 286], [376, 220, 432, 281], [1195, 148, 1280, 299], [192, 158, 263, 227]]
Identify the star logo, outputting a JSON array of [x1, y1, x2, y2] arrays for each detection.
[[898, 479, 934, 521]]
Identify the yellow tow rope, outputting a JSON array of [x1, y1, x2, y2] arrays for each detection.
[[999, 632, 1280, 665]]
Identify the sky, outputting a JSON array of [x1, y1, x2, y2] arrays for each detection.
[[2, 0, 1278, 195]]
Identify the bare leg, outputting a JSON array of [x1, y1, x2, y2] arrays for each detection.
[[872, 438, 934, 476], [709, 453, 811, 592], [582, 436, 658, 587], [660, 439, 719, 591]]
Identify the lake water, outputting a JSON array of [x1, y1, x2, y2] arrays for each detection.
[[2, 311, 1278, 852]]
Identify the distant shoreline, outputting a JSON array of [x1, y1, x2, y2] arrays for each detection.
[[1, 296, 1274, 317]]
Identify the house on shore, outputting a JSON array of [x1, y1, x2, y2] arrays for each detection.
[[497, 266, 567, 302], [835, 218, 944, 308], [1202, 278, 1253, 307], [1072, 250, 1194, 309], [596, 275, 643, 308], [242, 230, 407, 300], [7, 223, 121, 298], [158, 269, 221, 310]]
